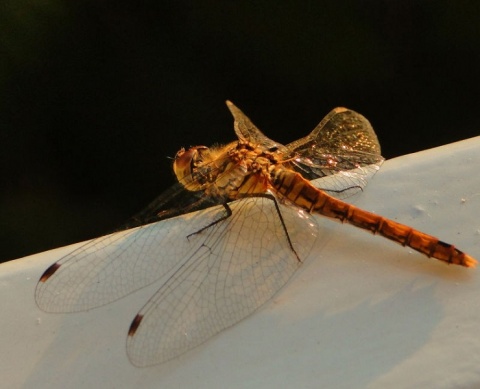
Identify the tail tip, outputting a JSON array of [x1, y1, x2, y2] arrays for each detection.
[[463, 254, 477, 268]]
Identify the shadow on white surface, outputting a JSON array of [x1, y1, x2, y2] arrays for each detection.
[[1, 137, 480, 388]]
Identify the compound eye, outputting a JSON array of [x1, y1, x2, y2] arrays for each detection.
[[173, 148, 196, 181], [173, 146, 208, 190], [174, 147, 186, 160]]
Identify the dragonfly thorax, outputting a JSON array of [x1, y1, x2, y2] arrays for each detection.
[[174, 141, 281, 199]]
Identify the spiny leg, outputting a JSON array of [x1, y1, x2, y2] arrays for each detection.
[[187, 194, 301, 261], [238, 193, 301, 261], [187, 203, 233, 239]]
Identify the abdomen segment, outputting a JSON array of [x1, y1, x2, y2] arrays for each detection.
[[271, 168, 477, 268]]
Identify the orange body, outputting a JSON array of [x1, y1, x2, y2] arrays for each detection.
[[271, 166, 477, 268]]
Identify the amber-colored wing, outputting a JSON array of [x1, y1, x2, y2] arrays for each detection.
[[285, 107, 384, 198], [226, 100, 288, 153]]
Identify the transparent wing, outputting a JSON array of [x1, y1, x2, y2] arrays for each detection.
[[35, 204, 233, 312], [126, 196, 317, 367], [35, 149, 252, 313], [285, 107, 384, 198], [226, 102, 384, 199], [226, 100, 288, 153], [307, 164, 383, 200]]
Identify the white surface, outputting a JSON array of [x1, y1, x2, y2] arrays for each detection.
[[2, 137, 480, 388]]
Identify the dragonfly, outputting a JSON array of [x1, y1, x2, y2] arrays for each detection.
[[35, 101, 477, 367]]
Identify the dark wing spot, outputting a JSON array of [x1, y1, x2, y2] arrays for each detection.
[[39, 263, 61, 283], [128, 314, 144, 337]]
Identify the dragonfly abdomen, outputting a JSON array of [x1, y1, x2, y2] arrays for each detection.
[[271, 167, 476, 268]]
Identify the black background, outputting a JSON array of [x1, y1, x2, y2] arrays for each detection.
[[1, 0, 479, 263]]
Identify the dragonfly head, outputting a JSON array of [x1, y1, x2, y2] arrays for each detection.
[[173, 146, 210, 191]]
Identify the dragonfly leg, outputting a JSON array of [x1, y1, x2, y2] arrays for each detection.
[[186, 194, 301, 261], [320, 184, 362, 194], [186, 203, 233, 239], [316, 184, 363, 197], [239, 193, 301, 262]]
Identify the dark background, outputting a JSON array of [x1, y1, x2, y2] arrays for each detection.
[[1, 0, 479, 263]]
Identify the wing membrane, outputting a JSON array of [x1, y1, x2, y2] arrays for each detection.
[[35, 204, 232, 312], [226, 100, 288, 153], [127, 196, 317, 366], [285, 107, 384, 198], [226, 102, 384, 198]]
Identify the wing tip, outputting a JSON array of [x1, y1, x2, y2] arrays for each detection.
[[39, 262, 61, 283], [462, 253, 477, 268], [225, 100, 238, 115], [128, 314, 144, 337]]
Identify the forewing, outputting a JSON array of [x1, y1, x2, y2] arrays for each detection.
[[226, 100, 287, 152], [35, 201, 234, 313], [35, 147, 250, 313], [285, 107, 384, 198], [126, 196, 317, 367]]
